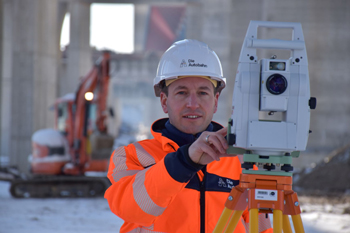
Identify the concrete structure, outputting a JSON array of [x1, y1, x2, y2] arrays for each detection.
[[65, 1, 92, 93], [0, 0, 350, 172], [0, 0, 60, 172], [0, 0, 93, 172]]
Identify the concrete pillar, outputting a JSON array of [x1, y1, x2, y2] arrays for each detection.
[[1, 0, 13, 163], [65, 1, 92, 94], [32, 0, 59, 131], [1, 0, 59, 172], [0, 0, 3, 164], [0, 0, 4, 164], [58, 2, 68, 41], [134, 4, 149, 53], [197, 0, 236, 126], [184, 2, 204, 41], [57, 1, 68, 98]]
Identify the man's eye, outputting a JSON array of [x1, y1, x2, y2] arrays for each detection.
[[177, 91, 186, 95], [199, 92, 208, 95]]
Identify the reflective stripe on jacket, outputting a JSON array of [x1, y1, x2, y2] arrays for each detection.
[[105, 119, 272, 233]]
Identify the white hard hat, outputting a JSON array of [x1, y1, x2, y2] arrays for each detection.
[[153, 39, 226, 97]]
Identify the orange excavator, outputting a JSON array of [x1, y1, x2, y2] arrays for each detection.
[[9, 51, 115, 198]]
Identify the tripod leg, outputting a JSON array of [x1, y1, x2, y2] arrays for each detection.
[[249, 208, 259, 233], [273, 210, 283, 233], [213, 207, 234, 233], [291, 214, 305, 233], [224, 210, 244, 233], [282, 215, 293, 233]]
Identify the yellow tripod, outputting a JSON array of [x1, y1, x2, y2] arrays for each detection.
[[213, 173, 305, 233]]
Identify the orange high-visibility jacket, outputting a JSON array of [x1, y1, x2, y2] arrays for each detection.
[[105, 119, 272, 233]]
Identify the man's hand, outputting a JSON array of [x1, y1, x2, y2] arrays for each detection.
[[188, 127, 235, 165]]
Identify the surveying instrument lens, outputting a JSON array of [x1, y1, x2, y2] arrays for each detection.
[[266, 74, 287, 95]]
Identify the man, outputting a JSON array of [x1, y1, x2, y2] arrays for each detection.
[[105, 39, 272, 233]]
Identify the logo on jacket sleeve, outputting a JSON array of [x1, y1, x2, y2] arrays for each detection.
[[218, 178, 235, 189]]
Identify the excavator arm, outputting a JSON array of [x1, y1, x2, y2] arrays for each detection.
[[71, 52, 111, 173]]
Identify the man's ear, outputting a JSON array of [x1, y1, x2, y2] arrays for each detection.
[[160, 92, 168, 113], [213, 92, 220, 113]]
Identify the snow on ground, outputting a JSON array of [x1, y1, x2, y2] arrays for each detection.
[[0, 181, 123, 233], [0, 180, 350, 233]]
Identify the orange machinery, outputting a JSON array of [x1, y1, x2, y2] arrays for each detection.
[[10, 52, 115, 198]]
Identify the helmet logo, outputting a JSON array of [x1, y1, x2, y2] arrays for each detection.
[[180, 59, 208, 68], [180, 59, 187, 67]]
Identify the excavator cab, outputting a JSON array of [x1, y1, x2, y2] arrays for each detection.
[[83, 93, 114, 173]]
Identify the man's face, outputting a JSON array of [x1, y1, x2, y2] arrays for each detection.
[[160, 76, 219, 135]]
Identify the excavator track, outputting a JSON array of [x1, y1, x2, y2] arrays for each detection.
[[10, 176, 111, 198]]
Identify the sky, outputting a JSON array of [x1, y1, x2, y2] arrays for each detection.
[[60, 3, 135, 54]]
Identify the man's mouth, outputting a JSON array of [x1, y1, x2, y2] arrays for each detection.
[[184, 115, 201, 119]]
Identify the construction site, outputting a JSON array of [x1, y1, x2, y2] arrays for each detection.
[[0, 0, 350, 232]]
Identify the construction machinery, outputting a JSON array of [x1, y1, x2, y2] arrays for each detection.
[[9, 51, 114, 198]]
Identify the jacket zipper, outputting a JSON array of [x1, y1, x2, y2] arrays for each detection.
[[200, 166, 206, 233]]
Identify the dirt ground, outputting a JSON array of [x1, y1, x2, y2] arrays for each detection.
[[294, 147, 350, 215], [294, 148, 350, 195]]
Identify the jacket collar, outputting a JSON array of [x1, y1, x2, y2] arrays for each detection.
[[151, 118, 223, 152], [151, 119, 178, 152]]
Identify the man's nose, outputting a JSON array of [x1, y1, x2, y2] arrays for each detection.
[[186, 93, 200, 109]]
